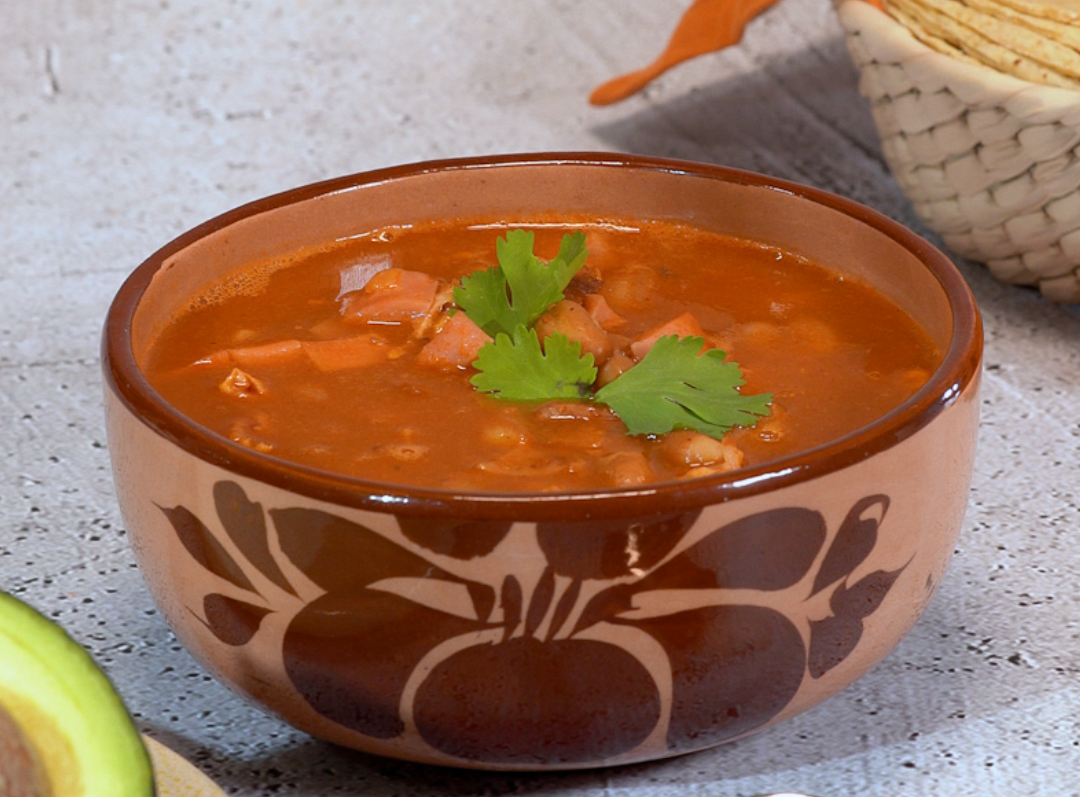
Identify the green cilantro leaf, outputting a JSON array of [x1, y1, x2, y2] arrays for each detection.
[[453, 265, 510, 338], [454, 229, 587, 337], [594, 336, 772, 437], [471, 327, 597, 401]]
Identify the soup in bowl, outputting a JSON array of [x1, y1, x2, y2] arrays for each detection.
[[102, 153, 982, 770]]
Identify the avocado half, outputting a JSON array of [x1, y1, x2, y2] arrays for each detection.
[[0, 591, 155, 797]]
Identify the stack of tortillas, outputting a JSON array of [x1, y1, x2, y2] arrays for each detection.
[[883, 0, 1080, 89], [836, 0, 1080, 302]]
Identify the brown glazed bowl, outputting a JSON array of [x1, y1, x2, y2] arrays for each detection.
[[102, 153, 982, 771]]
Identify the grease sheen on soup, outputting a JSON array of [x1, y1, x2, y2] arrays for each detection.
[[143, 218, 943, 491]]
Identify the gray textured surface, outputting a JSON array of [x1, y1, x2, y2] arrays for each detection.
[[2, 1, 1079, 795]]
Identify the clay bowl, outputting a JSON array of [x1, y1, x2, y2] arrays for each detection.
[[102, 153, 982, 771]]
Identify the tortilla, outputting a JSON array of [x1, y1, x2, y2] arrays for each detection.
[[885, 0, 1080, 89], [928, 0, 1080, 76], [886, 1, 985, 64], [966, 0, 1080, 50], [986, 0, 1080, 24]]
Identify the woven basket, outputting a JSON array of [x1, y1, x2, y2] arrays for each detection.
[[836, 0, 1080, 302]]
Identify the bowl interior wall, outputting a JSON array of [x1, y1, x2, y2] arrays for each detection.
[[131, 162, 953, 366]]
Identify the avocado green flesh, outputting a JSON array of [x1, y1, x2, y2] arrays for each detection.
[[0, 592, 155, 797]]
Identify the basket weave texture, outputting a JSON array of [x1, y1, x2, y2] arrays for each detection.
[[837, 0, 1080, 302]]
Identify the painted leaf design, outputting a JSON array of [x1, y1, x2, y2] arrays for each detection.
[[808, 565, 906, 678], [213, 481, 297, 596], [525, 566, 556, 639], [546, 578, 582, 642], [572, 582, 636, 638], [572, 507, 825, 635], [830, 566, 906, 620], [810, 494, 889, 597], [614, 604, 805, 749], [201, 593, 272, 646], [159, 504, 256, 593], [396, 515, 513, 560], [500, 575, 523, 642], [628, 507, 827, 594], [283, 587, 492, 739], [807, 614, 863, 679], [466, 582, 497, 624], [367, 578, 489, 622], [536, 509, 701, 580], [271, 507, 457, 593]]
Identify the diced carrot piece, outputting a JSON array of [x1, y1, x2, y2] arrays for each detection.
[[417, 312, 491, 369], [534, 300, 613, 362], [195, 333, 389, 374], [302, 336, 389, 372], [630, 312, 706, 360], [340, 268, 440, 325], [582, 293, 625, 330], [226, 339, 306, 368], [192, 350, 231, 368]]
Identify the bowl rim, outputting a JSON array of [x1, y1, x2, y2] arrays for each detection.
[[102, 152, 983, 522]]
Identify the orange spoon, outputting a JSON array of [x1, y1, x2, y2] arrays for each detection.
[[589, 0, 885, 105]]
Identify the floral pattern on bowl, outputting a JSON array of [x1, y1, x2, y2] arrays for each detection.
[[161, 480, 903, 765]]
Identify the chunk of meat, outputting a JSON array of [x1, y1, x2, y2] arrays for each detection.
[[563, 261, 604, 303], [411, 281, 457, 340], [630, 312, 706, 360], [582, 293, 625, 330], [596, 351, 635, 388], [416, 311, 492, 369], [534, 300, 613, 362], [340, 268, 441, 325]]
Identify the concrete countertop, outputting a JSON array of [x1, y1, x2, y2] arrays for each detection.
[[2, 1, 1079, 795]]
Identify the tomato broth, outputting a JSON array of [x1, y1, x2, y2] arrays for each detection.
[[144, 219, 943, 492]]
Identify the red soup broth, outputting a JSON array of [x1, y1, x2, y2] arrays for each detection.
[[143, 218, 942, 492]]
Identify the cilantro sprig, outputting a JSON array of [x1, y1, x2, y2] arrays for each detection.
[[455, 229, 771, 440], [471, 328, 596, 401], [454, 229, 588, 337], [594, 335, 771, 437]]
